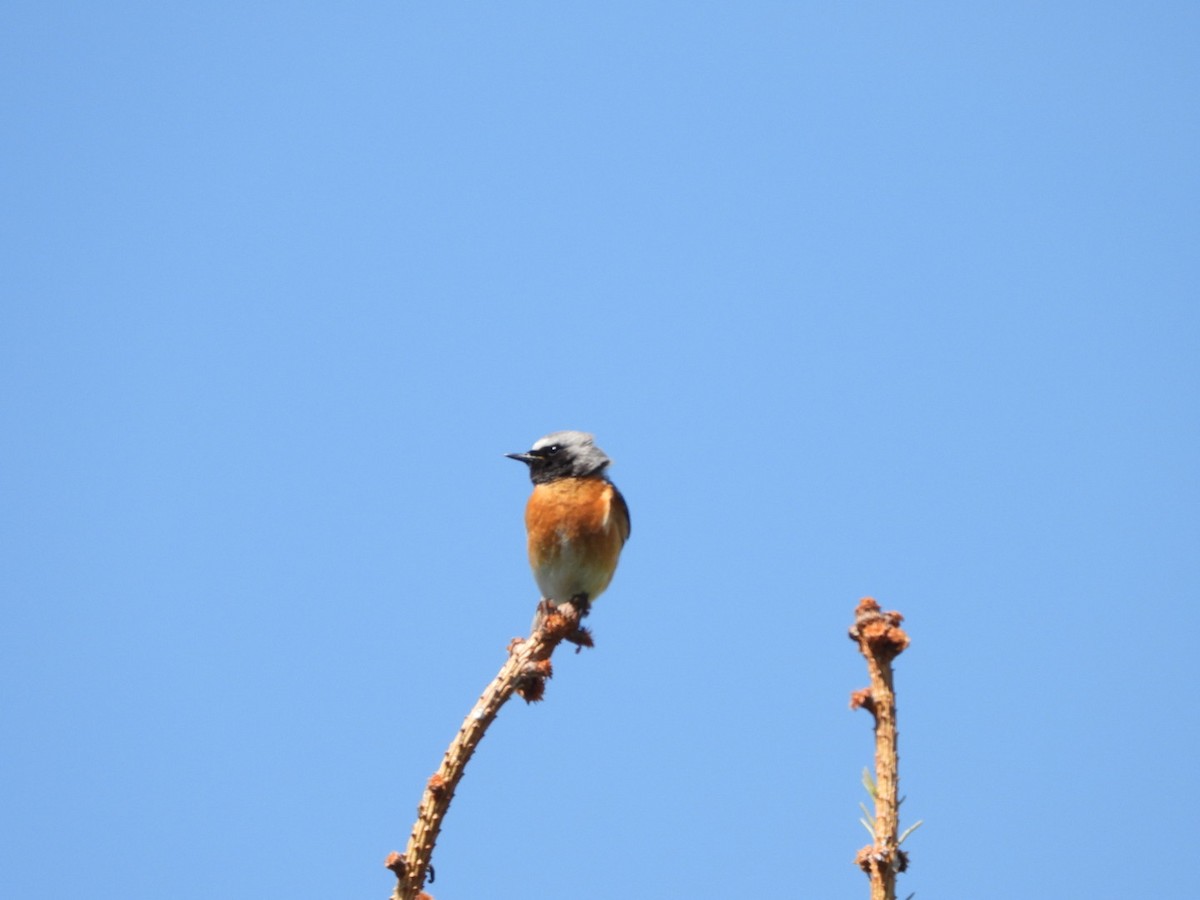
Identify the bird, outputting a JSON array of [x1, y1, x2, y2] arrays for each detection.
[[506, 431, 630, 619]]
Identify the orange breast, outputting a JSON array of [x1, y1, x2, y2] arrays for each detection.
[[524, 477, 630, 602]]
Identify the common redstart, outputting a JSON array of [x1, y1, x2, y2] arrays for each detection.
[[506, 431, 630, 616]]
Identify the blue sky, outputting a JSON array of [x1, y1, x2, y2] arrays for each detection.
[[2, 3, 1197, 898]]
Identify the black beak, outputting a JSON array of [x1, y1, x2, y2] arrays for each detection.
[[505, 451, 536, 464]]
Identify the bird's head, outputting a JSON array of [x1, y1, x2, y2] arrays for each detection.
[[506, 431, 612, 484]]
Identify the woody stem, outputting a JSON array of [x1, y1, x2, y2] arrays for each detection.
[[388, 601, 586, 900], [849, 597, 910, 900]]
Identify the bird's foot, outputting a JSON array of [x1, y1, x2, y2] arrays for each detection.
[[569, 593, 592, 618]]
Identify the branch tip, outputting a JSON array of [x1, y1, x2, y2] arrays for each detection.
[[848, 596, 909, 661]]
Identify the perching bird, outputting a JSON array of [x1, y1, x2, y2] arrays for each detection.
[[506, 431, 630, 616]]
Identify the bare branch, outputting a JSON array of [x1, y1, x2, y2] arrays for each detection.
[[849, 597, 912, 900], [385, 601, 591, 900]]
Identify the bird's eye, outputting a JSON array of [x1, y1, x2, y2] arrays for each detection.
[[545, 444, 561, 455]]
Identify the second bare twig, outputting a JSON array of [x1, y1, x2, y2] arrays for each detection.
[[849, 597, 914, 900]]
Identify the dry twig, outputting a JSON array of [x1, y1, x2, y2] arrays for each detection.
[[849, 597, 914, 900], [386, 601, 591, 900]]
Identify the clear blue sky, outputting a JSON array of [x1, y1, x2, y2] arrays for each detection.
[[2, 4, 1197, 898]]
